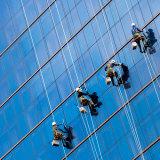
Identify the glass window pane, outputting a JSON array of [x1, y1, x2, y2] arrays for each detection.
[[0, 77, 10, 104], [8, 42, 22, 67], [3, 20, 16, 46], [77, 1, 89, 26], [35, 148, 48, 160], [24, 103, 38, 130], [34, 0, 47, 15], [18, 31, 32, 58], [40, 10, 53, 36], [7, 0, 21, 16], [51, 51, 66, 79], [12, 93, 23, 116], [17, 113, 28, 137], [34, 93, 49, 122], [35, 39, 49, 67], [12, 9, 27, 36], [7, 120, 21, 147], [29, 73, 43, 100], [75, 142, 91, 160], [6, 70, 17, 94], [56, 72, 72, 100], [40, 116, 52, 145], [45, 29, 60, 57], [0, 129, 11, 157], [3, 100, 15, 125], [30, 20, 43, 46], [2, 51, 12, 74], [23, 136, 34, 160], [83, 23, 96, 49], [19, 83, 32, 109], [13, 61, 27, 87], [0, 109, 6, 133], [13, 144, 26, 160], [41, 63, 54, 89], [24, 0, 37, 25], [30, 127, 44, 154], [0, 0, 11, 26], [47, 82, 61, 110], [0, 29, 7, 53], [23, 49, 38, 78]]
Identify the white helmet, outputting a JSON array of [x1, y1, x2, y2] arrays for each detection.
[[76, 87, 80, 92], [131, 23, 135, 27], [111, 60, 115, 64], [52, 122, 56, 126]]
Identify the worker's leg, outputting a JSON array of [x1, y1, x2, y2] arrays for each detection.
[[110, 76, 115, 86], [133, 33, 143, 52], [137, 41, 143, 52], [87, 99, 94, 109], [142, 37, 147, 45], [60, 134, 67, 146]]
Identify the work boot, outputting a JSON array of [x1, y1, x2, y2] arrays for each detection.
[[143, 46, 147, 53], [140, 49, 143, 53]]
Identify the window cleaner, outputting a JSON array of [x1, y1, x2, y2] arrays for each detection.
[[52, 122, 75, 148], [131, 23, 149, 53], [104, 60, 122, 87], [76, 87, 98, 114]]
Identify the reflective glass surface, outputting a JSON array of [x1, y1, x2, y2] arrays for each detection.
[[1, 0, 160, 160]]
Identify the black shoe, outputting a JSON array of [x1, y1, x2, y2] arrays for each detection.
[[144, 47, 147, 53]]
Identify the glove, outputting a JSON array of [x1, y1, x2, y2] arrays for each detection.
[[105, 71, 108, 74]]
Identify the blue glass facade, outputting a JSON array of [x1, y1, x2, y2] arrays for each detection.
[[0, 0, 160, 159]]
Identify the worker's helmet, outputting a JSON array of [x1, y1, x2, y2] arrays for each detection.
[[76, 87, 80, 92], [52, 122, 56, 126], [111, 60, 115, 64], [131, 23, 135, 27]]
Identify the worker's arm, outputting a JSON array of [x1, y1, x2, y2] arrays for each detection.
[[104, 65, 108, 71], [57, 123, 63, 126], [59, 128, 67, 133], [78, 92, 88, 97], [56, 126, 67, 133], [136, 27, 143, 32]]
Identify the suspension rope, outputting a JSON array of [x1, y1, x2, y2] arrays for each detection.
[[46, 0, 100, 158], [64, 0, 104, 158], [20, 0, 68, 156], [89, 0, 145, 158], [20, 0, 54, 121]]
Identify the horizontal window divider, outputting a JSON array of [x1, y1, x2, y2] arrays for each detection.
[[1, 12, 159, 160], [133, 137, 160, 160], [0, 0, 57, 56], [0, 0, 112, 56]]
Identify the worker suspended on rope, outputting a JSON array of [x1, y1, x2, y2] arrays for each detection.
[[131, 23, 149, 53], [76, 87, 98, 110], [105, 60, 122, 87], [52, 122, 69, 147]]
